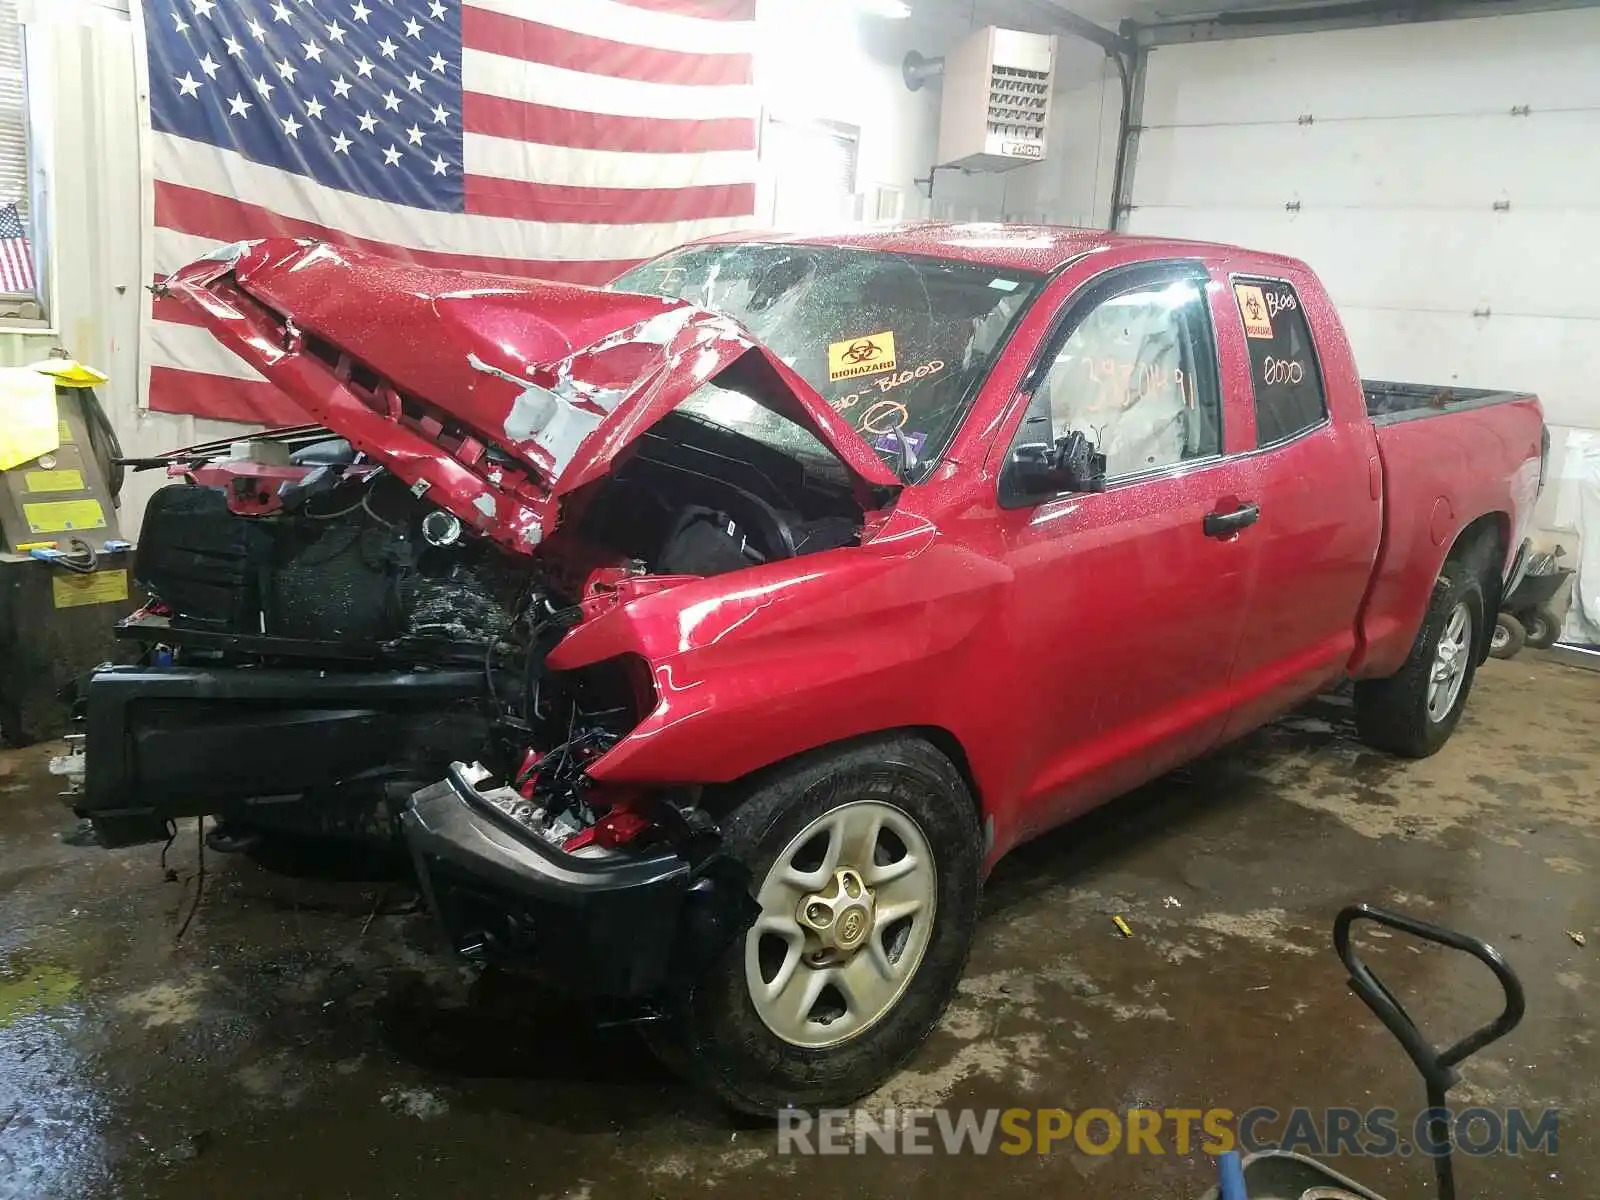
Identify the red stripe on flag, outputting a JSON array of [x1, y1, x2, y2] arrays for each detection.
[[465, 176, 755, 224], [152, 293, 211, 327], [154, 182, 636, 285], [0, 240, 33, 293], [462, 9, 751, 86], [610, 0, 757, 18], [462, 92, 756, 153], [148, 365, 310, 426]]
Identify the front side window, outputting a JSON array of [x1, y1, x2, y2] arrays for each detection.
[[1232, 277, 1326, 445], [1016, 275, 1222, 482], [612, 244, 1043, 471]]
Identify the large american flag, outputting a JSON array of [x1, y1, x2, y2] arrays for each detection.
[[143, 0, 758, 425]]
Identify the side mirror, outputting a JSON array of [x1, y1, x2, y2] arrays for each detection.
[[1009, 430, 1107, 499]]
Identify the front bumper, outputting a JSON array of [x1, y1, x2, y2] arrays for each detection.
[[403, 764, 756, 997]]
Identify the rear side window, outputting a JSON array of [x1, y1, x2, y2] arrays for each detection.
[[1232, 277, 1326, 445]]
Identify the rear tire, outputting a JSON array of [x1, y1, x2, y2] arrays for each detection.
[[1355, 559, 1485, 758], [1522, 606, 1560, 650], [1489, 613, 1526, 660], [645, 735, 982, 1115]]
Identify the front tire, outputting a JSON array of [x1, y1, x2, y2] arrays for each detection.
[[1355, 559, 1485, 758], [647, 735, 982, 1115]]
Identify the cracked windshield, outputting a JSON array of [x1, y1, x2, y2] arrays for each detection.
[[613, 244, 1043, 470]]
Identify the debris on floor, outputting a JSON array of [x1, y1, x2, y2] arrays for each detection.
[[380, 1087, 450, 1121]]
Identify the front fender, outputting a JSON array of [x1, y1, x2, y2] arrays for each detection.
[[549, 533, 1008, 789]]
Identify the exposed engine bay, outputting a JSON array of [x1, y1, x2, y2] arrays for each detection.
[[113, 400, 866, 865]]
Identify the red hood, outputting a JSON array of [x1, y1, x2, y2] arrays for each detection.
[[161, 238, 899, 552]]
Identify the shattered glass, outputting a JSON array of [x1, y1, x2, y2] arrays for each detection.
[[612, 245, 1045, 466]]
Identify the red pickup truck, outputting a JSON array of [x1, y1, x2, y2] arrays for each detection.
[[71, 225, 1545, 1112]]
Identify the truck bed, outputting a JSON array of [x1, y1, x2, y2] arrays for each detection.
[[1362, 380, 1534, 426], [1354, 388, 1546, 679]]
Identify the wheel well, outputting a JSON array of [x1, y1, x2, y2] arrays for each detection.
[[906, 725, 983, 817], [1445, 512, 1509, 661], [699, 724, 985, 827]]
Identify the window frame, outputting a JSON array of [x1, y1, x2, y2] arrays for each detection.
[[1227, 272, 1331, 451], [998, 259, 1226, 508], [0, 0, 42, 322]]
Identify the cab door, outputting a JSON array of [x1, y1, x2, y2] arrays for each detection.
[[988, 261, 1262, 839], [1216, 270, 1385, 741]]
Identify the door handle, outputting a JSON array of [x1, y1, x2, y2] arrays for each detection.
[[1203, 503, 1260, 538]]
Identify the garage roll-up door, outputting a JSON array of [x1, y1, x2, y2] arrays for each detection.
[[1125, 7, 1600, 450]]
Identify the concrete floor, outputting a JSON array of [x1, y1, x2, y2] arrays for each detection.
[[1, 656, 1596, 1200]]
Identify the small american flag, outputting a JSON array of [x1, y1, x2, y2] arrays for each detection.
[[143, 0, 758, 425], [0, 202, 35, 295]]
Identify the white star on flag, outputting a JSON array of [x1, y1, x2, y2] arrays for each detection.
[[354, 56, 375, 78], [331, 76, 352, 99], [403, 17, 422, 38], [176, 72, 201, 97], [378, 36, 398, 58], [357, 110, 378, 133], [325, 21, 347, 44], [280, 113, 303, 139], [227, 93, 252, 118], [269, 1, 292, 23], [223, 35, 244, 57], [198, 54, 220, 79], [427, 0, 445, 18], [303, 40, 324, 63], [405, 71, 423, 92], [275, 57, 298, 82], [430, 102, 448, 125], [306, 97, 326, 120], [331, 131, 353, 154], [351, 1, 371, 23], [406, 124, 424, 145], [192, 0, 216, 17], [381, 144, 402, 167], [381, 90, 401, 112], [430, 154, 448, 175]]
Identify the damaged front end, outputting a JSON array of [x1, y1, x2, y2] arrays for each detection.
[[79, 237, 903, 994], [403, 593, 758, 998], [405, 764, 755, 997]]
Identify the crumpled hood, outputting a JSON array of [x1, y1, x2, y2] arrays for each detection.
[[161, 238, 899, 552]]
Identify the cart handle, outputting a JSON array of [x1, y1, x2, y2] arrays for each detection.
[[1333, 903, 1525, 1091]]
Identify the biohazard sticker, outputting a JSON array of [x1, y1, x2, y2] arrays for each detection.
[[1234, 285, 1275, 339], [827, 331, 897, 381]]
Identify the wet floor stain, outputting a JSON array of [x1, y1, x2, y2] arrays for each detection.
[[0, 964, 78, 1028], [0, 656, 1597, 1199]]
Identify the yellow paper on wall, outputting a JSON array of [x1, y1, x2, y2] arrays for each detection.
[[0, 369, 60, 472]]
